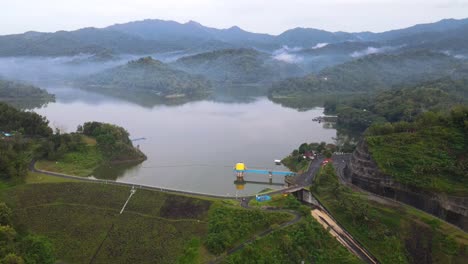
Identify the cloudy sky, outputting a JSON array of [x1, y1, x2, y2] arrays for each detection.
[[1, 0, 468, 35]]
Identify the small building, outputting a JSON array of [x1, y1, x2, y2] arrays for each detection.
[[274, 159, 281, 165]]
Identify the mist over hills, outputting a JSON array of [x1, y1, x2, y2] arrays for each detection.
[[0, 17, 467, 103], [78, 56, 211, 98], [172, 48, 304, 84], [270, 50, 468, 97], [0, 17, 467, 57]]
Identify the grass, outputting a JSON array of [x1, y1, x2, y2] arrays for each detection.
[[281, 155, 310, 173], [0, 182, 213, 264], [25, 172, 78, 184], [249, 193, 291, 208], [205, 202, 294, 255], [312, 164, 468, 264], [36, 145, 104, 177], [223, 216, 362, 264], [366, 125, 467, 195], [0, 181, 296, 263]]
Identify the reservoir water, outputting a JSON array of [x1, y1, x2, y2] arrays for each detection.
[[34, 87, 336, 195]]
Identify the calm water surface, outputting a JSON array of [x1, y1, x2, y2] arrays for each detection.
[[34, 87, 336, 195]]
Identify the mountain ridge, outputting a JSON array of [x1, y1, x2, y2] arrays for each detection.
[[1, 17, 467, 57]]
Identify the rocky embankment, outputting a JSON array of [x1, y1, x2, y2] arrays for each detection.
[[344, 140, 468, 231]]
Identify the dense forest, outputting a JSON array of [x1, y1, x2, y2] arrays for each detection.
[[323, 78, 468, 132], [0, 80, 54, 100], [270, 50, 468, 98], [81, 121, 146, 163], [0, 79, 55, 109], [79, 57, 212, 98], [173, 48, 303, 84]]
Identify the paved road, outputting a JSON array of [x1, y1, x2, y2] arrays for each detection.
[[293, 157, 325, 186]]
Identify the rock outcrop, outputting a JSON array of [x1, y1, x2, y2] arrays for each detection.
[[345, 140, 468, 231]]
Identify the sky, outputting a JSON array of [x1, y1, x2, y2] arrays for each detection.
[[1, 0, 468, 35]]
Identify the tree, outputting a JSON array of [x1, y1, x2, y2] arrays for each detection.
[[20, 235, 55, 264], [298, 143, 310, 154], [0, 203, 12, 225]]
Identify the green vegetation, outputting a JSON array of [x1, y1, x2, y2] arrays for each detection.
[[0, 182, 210, 263], [0, 202, 56, 264], [80, 56, 212, 98], [0, 102, 52, 137], [0, 102, 54, 184], [312, 164, 468, 264], [282, 142, 341, 172], [25, 172, 77, 184], [82, 121, 146, 163], [248, 193, 302, 209], [0, 181, 295, 263], [205, 204, 293, 255], [36, 146, 103, 176], [223, 214, 361, 264], [270, 50, 468, 98], [173, 48, 303, 84], [36, 121, 146, 177], [0, 80, 55, 109], [0, 101, 145, 182], [324, 78, 468, 131], [365, 106, 468, 195]]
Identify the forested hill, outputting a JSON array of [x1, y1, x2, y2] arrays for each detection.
[[172, 48, 304, 84], [0, 79, 55, 109], [270, 50, 468, 97], [324, 78, 468, 131], [0, 80, 54, 100], [79, 57, 212, 98], [365, 106, 468, 196]]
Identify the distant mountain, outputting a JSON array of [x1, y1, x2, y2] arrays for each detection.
[[106, 19, 276, 50], [0, 17, 467, 58], [281, 41, 386, 72], [0, 28, 168, 57], [78, 57, 211, 98], [357, 18, 468, 41], [172, 48, 304, 84], [276, 28, 358, 48], [270, 50, 468, 97]]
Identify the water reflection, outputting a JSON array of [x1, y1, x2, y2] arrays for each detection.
[[34, 86, 337, 195]]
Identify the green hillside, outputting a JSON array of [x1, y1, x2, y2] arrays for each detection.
[[173, 48, 303, 84], [270, 50, 467, 98], [325, 78, 468, 131], [80, 57, 212, 99], [312, 164, 468, 264], [365, 106, 468, 195], [0, 79, 55, 109]]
